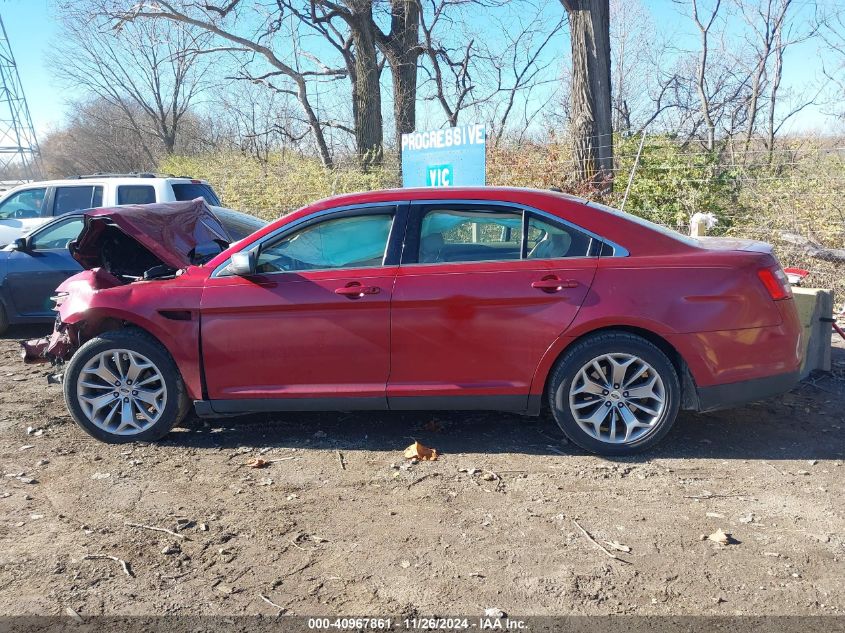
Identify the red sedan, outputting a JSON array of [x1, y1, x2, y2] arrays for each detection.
[[23, 191, 802, 454]]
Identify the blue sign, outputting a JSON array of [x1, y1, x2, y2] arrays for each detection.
[[401, 124, 486, 188]]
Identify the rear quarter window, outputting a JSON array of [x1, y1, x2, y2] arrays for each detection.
[[117, 185, 156, 205], [171, 183, 221, 206]]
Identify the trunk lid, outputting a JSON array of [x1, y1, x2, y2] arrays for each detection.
[[692, 236, 774, 254]]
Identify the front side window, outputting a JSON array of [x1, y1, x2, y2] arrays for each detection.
[[419, 208, 523, 263], [54, 186, 103, 215], [29, 217, 84, 250], [256, 213, 394, 273], [118, 185, 156, 205], [0, 188, 47, 219], [526, 216, 593, 259]]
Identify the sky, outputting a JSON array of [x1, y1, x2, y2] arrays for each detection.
[[1, 0, 841, 140]]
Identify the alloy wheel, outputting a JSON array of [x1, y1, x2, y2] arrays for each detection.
[[75, 349, 168, 436], [566, 352, 667, 445]]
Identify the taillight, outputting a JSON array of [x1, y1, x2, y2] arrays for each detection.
[[757, 266, 792, 301]]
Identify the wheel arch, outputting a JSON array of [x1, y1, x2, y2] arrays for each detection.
[[530, 324, 700, 415], [70, 309, 168, 347], [64, 308, 204, 401]]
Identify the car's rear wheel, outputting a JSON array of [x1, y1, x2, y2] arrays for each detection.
[[0, 303, 7, 336], [548, 332, 680, 455], [63, 329, 189, 443]]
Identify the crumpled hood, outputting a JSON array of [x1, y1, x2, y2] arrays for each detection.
[[70, 199, 231, 270]]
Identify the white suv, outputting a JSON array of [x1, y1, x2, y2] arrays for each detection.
[[0, 174, 222, 247]]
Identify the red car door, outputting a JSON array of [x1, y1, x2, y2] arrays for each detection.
[[388, 202, 598, 411], [200, 206, 405, 408]]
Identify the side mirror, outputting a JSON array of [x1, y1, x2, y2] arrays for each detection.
[[229, 249, 256, 276], [12, 237, 29, 252]]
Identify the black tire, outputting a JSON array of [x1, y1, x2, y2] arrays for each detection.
[[0, 302, 7, 336], [63, 329, 190, 443], [547, 332, 680, 456]]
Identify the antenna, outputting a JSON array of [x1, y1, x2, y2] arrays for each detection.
[[0, 14, 41, 183]]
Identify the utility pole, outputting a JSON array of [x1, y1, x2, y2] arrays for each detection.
[[0, 14, 41, 183]]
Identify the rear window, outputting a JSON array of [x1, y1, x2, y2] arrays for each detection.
[[118, 185, 156, 205], [171, 183, 221, 206]]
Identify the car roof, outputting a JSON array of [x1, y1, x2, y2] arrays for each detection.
[[1, 176, 211, 192], [306, 186, 585, 208], [204, 186, 697, 269]]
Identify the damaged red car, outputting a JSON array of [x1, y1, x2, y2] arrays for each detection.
[[22, 190, 803, 455]]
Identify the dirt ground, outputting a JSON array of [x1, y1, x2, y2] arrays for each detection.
[[0, 324, 843, 618]]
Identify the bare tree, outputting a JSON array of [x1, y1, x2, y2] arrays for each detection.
[[246, 0, 420, 168], [605, 0, 676, 135], [609, 0, 649, 131], [734, 0, 819, 158], [40, 98, 159, 176], [107, 0, 349, 168], [300, 0, 385, 166], [419, 0, 481, 127], [818, 6, 845, 121], [560, 0, 613, 184], [376, 0, 423, 162], [671, 0, 765, 149], [686, 0, 723, 150], [484, 9, 565, 145], [418, 0, 509, 129], [736, 0, 790, 154], [52, 1, 212, 161], [213, 83, 311, 162]]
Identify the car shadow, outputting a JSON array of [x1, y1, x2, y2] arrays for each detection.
[[5, 324, 842, 462], [0, 324, 51, 340], [167, 378, 843, 462]]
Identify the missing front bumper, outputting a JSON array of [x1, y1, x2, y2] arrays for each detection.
[[20, 323, 78, 365]]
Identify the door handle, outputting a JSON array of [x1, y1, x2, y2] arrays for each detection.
[[335, 282, 381, 298], [531, 276, 578, 292]]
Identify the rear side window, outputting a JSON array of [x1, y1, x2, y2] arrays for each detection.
[[117, 185, 156, 205], [419, 208, 523, 263], [171, 183, 221, 206], [54, 186, 104, 215], [415, 206, 596, 264]]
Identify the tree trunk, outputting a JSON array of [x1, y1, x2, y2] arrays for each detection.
[[161, 121, 177, 154], [562, 0, 613, 187], [349, 1, 384, 168], [690, 0, 721, 152], [766, 31, 784, 165], [295, 76, 334, 169], [382, 0, 420, 167]]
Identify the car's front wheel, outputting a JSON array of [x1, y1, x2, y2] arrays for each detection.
[[548, 332, 680, 455], [63, 329, 189, 443]]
